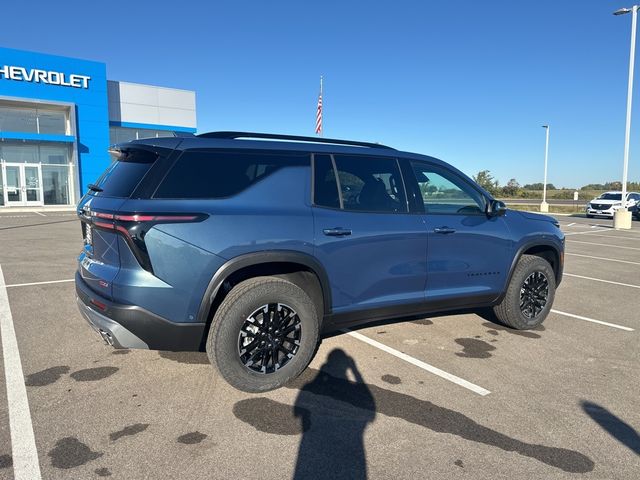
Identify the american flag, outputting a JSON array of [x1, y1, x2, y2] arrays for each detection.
[[315, 77, 323, 135]]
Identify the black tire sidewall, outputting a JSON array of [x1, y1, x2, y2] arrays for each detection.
[[508, 256, 556, 328], [207, 278, 319, 392]]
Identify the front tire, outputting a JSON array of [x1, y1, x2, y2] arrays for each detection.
[[493, 255, 556, 330], [206, 276, 319, 392]]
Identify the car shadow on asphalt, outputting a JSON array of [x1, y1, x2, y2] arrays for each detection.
[[320, 309, 478, 340], [232, 348, 594, 478], [321, 306, 543, 340], [581, 401, 640, 456]]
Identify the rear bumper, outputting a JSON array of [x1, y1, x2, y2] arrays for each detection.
[[75, 272, 206, 351], [77, 297, 149, 349]]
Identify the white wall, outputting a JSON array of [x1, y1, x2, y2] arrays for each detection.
[[107, 80, 196, 129]]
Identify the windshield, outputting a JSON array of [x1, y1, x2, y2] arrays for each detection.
[[598, 193, 622, 201]]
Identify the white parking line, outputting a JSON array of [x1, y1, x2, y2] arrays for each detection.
[[0, 265, 42, 479], [564, 229, 613, 236], [6, 279, 74, 288], [564, 273, 640, 289], [343, 329, 491, 396], [33, 212, 46, 217], [566, 252, 640, 266], [567, 239, 640, 251], [551, 309, 634, 332], [566, 222, 576, 227], [565, 232, 640, 242]]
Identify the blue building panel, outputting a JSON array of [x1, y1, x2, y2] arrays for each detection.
[[0, 47, 197, 208], [0, 47, 110, 192]]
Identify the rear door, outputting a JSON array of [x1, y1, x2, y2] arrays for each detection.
[[312, 153, 427, 317], [404, 160, 512, 305]]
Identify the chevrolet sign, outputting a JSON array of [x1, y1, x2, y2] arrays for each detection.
[[0, 65, 91, 89]]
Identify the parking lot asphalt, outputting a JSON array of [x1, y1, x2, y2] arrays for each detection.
[[0, 212, 639, 479]]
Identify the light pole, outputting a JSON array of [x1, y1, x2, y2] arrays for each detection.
[[540, 125, 550, 213], [613, 5, 639, 229]]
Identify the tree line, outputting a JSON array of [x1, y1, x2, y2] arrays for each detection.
[[472, 170, 640, 198]]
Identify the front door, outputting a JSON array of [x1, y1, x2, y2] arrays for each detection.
[[2, 163, 43, 207], [405, 160, 512, 305]]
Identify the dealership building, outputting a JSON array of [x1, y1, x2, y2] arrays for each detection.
[[0, 47, 197, 209]]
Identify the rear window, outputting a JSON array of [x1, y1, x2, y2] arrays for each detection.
[[92, 149, 157, 197], [153, 150, 309, 199]]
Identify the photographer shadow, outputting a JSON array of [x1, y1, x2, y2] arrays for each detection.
[[292, 349, 375, 480]]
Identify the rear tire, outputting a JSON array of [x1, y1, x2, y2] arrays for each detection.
[[206, 276, 319, 392], [493, 255, 555, 330]]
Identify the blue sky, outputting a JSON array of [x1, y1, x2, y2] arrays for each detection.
[[2, 0, 639, 187]]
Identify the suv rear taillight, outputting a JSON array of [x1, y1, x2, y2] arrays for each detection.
[[82, 211, 207, 273]]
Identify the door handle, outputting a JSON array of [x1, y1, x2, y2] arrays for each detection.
[[434, 226, 456, 234], [323, 227, 352, 237]]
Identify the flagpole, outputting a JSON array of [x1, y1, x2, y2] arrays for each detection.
[[319, 75, 323, 137]]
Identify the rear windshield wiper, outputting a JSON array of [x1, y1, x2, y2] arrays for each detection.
[[88, 183, 103, 192]]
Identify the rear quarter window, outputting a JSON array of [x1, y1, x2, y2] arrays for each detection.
[[153, 150, 309, 199], [92, 149, 157, 197]]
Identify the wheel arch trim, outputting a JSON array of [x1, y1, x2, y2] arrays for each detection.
[[196, 250, 332, 324], [496, 239, 563, 304]]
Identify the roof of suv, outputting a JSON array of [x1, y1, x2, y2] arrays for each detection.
[[123, 130, 446, 165], [117, 130, 497, 197]]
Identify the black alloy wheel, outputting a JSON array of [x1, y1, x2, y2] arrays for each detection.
[[519, 271, 549, 319], [238, 303, 302, 374]]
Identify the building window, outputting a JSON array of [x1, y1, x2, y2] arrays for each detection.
[[1, 144, 38, 163], [0, 105, 37, 133], [42, 165, 70, 205], [0, 101, 69, 136], [109, 126, 177, 145], [38, 109, 67, 135]]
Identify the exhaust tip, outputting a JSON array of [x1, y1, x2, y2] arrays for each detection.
[[98, 329, 114, 346]]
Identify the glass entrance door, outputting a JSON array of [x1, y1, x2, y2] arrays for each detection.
[[1, 163, 43, 207], [4, 165, 22, 204], [23, 165, 43, 205]]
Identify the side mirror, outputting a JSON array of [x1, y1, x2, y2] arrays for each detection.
[[487, 199, 507, 217]]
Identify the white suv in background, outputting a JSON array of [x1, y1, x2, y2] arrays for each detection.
[[586, 191, 640, 218]]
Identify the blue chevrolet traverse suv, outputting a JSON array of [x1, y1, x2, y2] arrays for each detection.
[[76, 131, 564, 392]]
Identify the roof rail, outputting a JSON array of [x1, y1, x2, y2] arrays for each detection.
[[196, 131, 395, 150]]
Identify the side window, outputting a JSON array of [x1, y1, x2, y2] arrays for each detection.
[[313, 154, 340, 208], [333, 155, 407, 213], [411, 162, 486, 215], [154, 151, 308, 199]]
